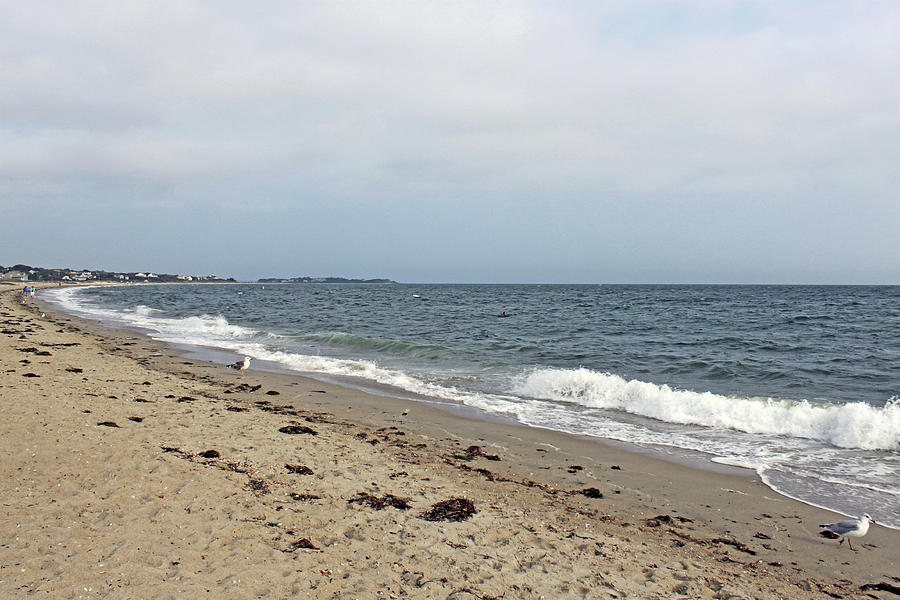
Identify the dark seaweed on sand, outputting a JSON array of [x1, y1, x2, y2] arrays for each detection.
[[577, 487, 603, 499], [247, 478, 270, 494], [232, 383, 262, 393], [285, 464, 314, 475], [451, 445, 501, 462], [289, 493, 321, 501], [347, 492, 412, 510], [278, 424, 318, 435], [859, 582, 900, 595], [419, 497, 476, 522]]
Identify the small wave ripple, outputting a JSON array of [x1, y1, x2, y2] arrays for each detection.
[[297, 331, 451, 360]]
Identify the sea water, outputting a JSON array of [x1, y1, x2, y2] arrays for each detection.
[[44, 283, 900, 527]]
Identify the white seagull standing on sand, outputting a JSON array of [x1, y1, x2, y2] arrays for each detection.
[[229, 356, 251, 373], [819, 514, 875, 550]]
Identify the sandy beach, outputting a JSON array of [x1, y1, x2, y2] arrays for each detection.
[[0, 283, 897, 599]]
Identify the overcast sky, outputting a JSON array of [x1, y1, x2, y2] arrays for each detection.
[[2, 1, 898, 283]]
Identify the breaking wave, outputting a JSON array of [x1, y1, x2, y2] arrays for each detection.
[[515, 368, 900, 451]]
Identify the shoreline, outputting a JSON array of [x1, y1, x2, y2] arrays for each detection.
[[2, 283, 897, 598]]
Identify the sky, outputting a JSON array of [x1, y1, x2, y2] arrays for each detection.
[[1, 1, 898, 284]]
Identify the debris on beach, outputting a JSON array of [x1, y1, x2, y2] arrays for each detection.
[[96, 421, 119, 427], [577, 487, 603, 499], [285, 464, 314, 475], [567, 465, 584, 473], [65, 367, 83, 373], [419, 497, 476, 522], [127, 416, 143, 423], [278, 424, 318, 435], [247, 477, 270, 495], [859, 582, 900, 595], [257, 403, 302, 417], [644, 514, 693, 527], [289, 493, 321, 501], [266, 390, 280, 395], [348, 491, 412, 510], [232, 383, 263, 393], [283, 538, 319, 552], [710, 537, 756, 555], [451, 445, 501, 462], [198, 450, 221, 459]]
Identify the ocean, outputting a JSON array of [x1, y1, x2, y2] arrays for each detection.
[[44, 283, 900, 528]]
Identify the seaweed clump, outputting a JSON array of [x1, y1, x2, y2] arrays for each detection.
[[347, 492, 412, 510], [419, 497, 476, 522]]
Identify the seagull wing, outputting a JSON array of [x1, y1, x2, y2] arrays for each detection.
[[821, 519, 859, 535]]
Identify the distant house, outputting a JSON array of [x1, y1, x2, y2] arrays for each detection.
[[1, 271, 28, 281]]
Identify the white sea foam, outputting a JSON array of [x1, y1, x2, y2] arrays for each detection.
[[44, 287, 257, 346], [131, 305, 164, 317], [514, 368, 900, 451]]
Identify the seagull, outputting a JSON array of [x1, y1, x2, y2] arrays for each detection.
[[229, 356, 251, 373], [819, 513, 875, 550]]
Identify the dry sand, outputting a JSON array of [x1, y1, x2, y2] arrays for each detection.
[[1, 283, 897, 599]]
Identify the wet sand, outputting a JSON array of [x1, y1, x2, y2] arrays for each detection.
[[1, 283, 897, 599]]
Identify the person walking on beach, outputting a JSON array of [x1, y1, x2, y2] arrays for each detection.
[[30, 286, 35, 299]]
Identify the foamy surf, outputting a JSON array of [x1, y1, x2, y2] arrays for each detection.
[[514, 367, 900, 451]]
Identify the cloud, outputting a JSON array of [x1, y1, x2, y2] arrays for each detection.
[[1, 1, 898, 281]]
